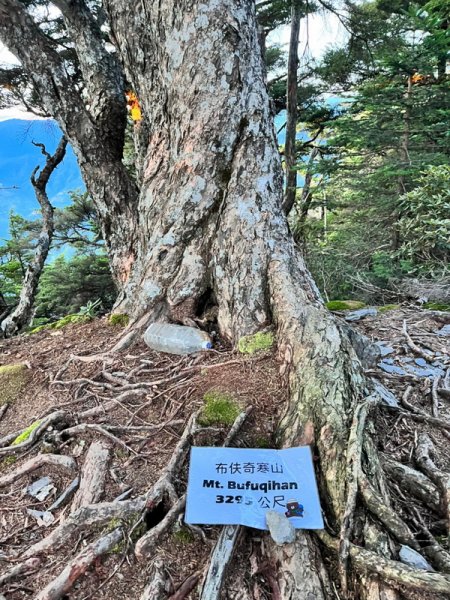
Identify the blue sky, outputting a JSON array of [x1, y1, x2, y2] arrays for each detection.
[[0, 119, 84, 240]]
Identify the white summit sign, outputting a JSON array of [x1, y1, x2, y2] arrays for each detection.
[[185, 446, 323, 530]]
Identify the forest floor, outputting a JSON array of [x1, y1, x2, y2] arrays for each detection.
[[0, 307, 449, 600]]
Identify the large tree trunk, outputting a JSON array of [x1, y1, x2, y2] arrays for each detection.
[[1, 2, 448, 598]]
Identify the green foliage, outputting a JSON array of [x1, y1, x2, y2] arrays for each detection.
[[12, 419, 42, 445], [108, 313, 129, 327], [301, 0, 450, 301], [0, 364, 29, 405], [199, 391, 241, 427], [35, 254, 115, 321], [398, 165, 450, 266], [422, 302, 450, 311], [326, 300, 366, 311], [238, 331, 274, 354]]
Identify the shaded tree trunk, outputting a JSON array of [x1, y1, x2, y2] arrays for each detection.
[[0, 137, 67, 337]]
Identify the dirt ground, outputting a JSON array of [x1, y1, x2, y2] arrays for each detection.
[[0, 307, 449, 599]]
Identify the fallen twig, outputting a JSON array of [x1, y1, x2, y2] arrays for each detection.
[[0, 454, 76, 488]]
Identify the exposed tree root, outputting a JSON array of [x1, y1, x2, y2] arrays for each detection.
[[414, 433, 450, 538], [380, 454, 442, 514], [0, 410, 67, 455], [139, 558, 172, 599], [0, 453, 76, 488], [70, 440, 111, 512], [34, 527, 124, 600]]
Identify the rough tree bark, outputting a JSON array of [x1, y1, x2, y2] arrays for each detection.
[[0, 2, 448, 599], [0, 137, 67, 337], [282, 0, 302, 216]]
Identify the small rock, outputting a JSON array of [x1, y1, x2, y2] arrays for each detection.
[[27, 509, 55, 527], [435, 324, 450, 337], [345, 308, 378, 322], [399, 545, 434, 571], [378, 361, 406, 376], [25, 476, 56, 501], [375, 342, 395, 357], [265, 510, 296, 545]]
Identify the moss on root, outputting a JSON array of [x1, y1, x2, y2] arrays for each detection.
[[238, 331, 274, 354], [108, 313, 129, 327], [0, 364, 29, 406], [326, 300, 366, 311], [198, 390, 241, 426], [12, 420, 42, 445]]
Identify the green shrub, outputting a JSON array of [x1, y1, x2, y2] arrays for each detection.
[[199, 391, 241, 426], [238, 331, 274, 354]]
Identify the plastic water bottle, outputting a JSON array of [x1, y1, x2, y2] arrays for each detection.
[[143, 323, 212, 355]]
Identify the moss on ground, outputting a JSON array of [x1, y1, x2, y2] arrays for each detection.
[[326, 300, 366, 311], [29, 314, 89, 334], [378, 304, 400, 312], [11, 419, 42, 445], [108, 313, 129, 327], [0, 364, 29, 406], [423, 302, 450, 311], [238, 331, 274, 354], [173, 527, 195, 544], [198, 390, 241, 426]]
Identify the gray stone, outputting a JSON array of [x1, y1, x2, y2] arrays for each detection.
[[25, 476, 56, 501], [435, 324, 450, 337], [399, 545, 434, 571], [265, 510, 296, 545], [345, 308, 378, 322]]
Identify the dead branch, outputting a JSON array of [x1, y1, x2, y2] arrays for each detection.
[[79, 389, 147, 418], [168, 572, 202, 600], [432, 374, 441, 417], [71, 441, 111, 512], [402, 320, 434, 360], [0, 454, 76, 488], [140, 558, 172, 600], [199, 525, 242, 600], [34, 527, 123, 600], [0, 558, 41, 587]]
